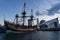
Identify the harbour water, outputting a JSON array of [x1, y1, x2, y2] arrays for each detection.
[[0, 31, 60, 40]]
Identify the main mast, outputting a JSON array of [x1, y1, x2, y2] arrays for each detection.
[[22, 3, 26, 26]]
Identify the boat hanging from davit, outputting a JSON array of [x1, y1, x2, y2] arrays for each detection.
[[4, 3, 38, 33]]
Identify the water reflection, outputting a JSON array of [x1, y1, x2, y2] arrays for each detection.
[[4, 32, 40, 40], [40, 31, 59, 40], [2, 31, 60, 40]]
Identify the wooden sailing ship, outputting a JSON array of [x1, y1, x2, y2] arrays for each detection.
[[4, 3, 37, 32]]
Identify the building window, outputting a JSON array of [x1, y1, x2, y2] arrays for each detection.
[[54, 22, 57, 27]]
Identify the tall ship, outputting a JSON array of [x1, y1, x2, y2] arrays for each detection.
[[4, 3, 38, 32]]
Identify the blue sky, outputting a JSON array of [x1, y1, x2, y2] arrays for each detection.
[[0, 0, 60, 25]]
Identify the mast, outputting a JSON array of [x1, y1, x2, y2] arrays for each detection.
[[22, 3, 26, 26], [30, 9, 34, 26], [15, 14, 19, 24]]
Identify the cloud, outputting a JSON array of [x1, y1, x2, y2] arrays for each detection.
[[35, 11, 45, 16], [35, 3, 60, 16], [47, 3, 60, 15], [35, 11, 42, 16]]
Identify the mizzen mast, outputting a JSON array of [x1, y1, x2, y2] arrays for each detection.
[[15, 14, 19, 24], [28, 9, 34, 26], [30, 9, 34, 26]]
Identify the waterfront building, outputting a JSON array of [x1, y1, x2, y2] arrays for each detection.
[[37, 18, 59, 29]]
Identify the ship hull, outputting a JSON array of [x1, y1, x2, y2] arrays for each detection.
[[4, 20, 36, 33]]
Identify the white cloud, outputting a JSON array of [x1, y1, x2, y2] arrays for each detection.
[[0, 21, 4, 26]]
